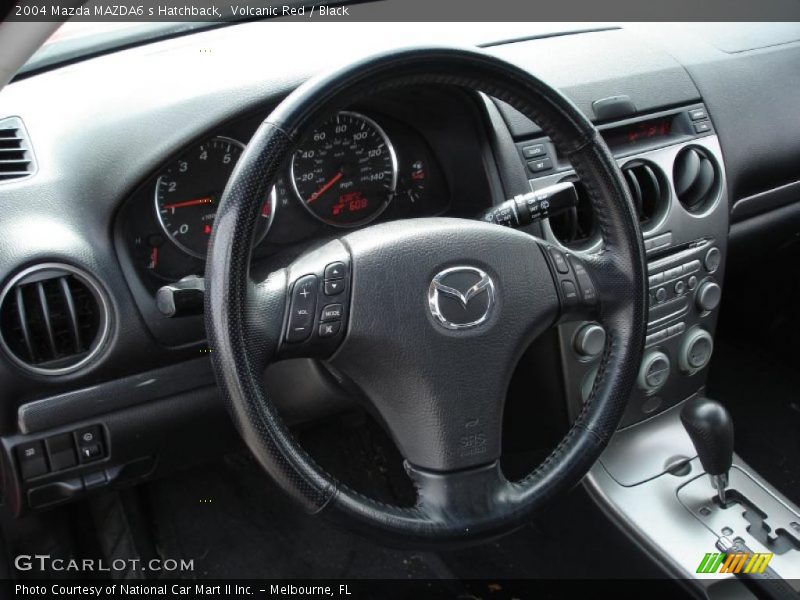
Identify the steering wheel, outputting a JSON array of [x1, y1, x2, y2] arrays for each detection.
[[205, 46, 646, 544]]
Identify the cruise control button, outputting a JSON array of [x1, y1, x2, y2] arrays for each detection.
[[319, 321, 341, 338], [324, 262, 345, 280], [569, 257, 597, 305], [549, 249, 569, 274], [320, 303, 343, 322], [561, 281, 579, 306], [324, 280, 344, 296], [286, 275, 318, 343]]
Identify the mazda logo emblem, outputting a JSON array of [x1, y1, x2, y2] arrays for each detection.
[[428, 266, 495, 330]]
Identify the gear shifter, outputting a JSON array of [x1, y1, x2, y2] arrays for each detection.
[[680, 396, 734, 504]]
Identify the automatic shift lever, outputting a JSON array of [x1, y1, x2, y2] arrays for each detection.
[[680, 396, 734, 504]]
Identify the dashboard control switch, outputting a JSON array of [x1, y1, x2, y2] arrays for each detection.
[[704, 247, 721, 273], [522, 144, 546, 158], [46, 433, 77, 472], [696, 281, 721, 312], [679, 328, 714, 373], [573, 323, 606, 358], [638, 350, 670, 393], [693, 120, 712, 134], [16, 441, 48, 480], [527, 157, 552, 172], [79, 445, 102, 462], [689, 108, 708, 121], [286, 275, 318, 342]]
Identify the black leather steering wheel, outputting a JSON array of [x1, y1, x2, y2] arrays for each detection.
[[205, 46, 647, 544]]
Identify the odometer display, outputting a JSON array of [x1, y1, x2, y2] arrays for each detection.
[[291, 112, 398, 226], [155, 136, 273, 258]]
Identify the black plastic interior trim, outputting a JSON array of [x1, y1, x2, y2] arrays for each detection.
[[17, 357, 216, 434]]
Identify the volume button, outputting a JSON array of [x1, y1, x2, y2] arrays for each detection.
[[286, 275, 318, 343]]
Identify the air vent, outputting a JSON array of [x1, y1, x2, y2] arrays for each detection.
[[548, 179, 599, 250], [0, 264, 110, 376], [673, 146, 720, 213], [0, 117, 35, 182], [621, 160, 669, 229]]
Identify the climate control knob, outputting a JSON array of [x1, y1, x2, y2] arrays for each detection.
[[638, 350, 671, 393], [679, 328, 714, 373], [696, 281, 721, 312]]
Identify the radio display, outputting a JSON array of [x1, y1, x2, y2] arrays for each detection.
[[603, 117, 673, 148]]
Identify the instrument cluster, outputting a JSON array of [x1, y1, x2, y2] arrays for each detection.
[[119, 108, 449, 287]]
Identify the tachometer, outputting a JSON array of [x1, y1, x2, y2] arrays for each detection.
[[290, 112, 398, 227], [155, 136, 274, 258]]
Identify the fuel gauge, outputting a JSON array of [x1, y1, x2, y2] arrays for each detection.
[[399, 159, 427, 205]]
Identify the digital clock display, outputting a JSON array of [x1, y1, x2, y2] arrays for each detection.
[[603, 117, 673, 148]]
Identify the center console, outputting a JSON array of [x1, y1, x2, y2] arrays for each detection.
[[518, 104, 727, 426], [512, 104, 800, 595]]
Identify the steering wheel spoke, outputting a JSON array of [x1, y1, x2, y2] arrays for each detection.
[[408, 461, 515, 525], [273, 240, 352, 361]]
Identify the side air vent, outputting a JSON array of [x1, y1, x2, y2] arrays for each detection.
[[673, 146, 720, 213], [0, 264, 110, 376], [621, 160, 669, 229], [548, 178, 599, 250], [0, 117, 35, 182]]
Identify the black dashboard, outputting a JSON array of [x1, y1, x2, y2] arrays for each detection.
[[0, 22, 799, 515]]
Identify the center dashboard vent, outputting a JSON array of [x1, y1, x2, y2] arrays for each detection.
[[549, 162, 668, 249], [0, 117, 36, 182], [0, 264, 110, 376], [621, 160, 669, 229], [673, 146, 720, 213]]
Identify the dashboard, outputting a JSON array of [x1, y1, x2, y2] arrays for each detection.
[[0, 22, 799, 515]]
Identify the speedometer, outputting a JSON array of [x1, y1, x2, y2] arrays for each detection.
[[290, 112, 398, 227], [155, 136, 274, 258]]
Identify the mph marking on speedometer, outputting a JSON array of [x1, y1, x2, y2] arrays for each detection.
[[290, 111, 398, 227]]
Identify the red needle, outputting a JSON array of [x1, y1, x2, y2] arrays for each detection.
[[308, 172, 343, 204], [162, 197, 212, 210]]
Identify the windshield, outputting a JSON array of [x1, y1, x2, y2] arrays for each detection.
[[19, 22, 222, 77]]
